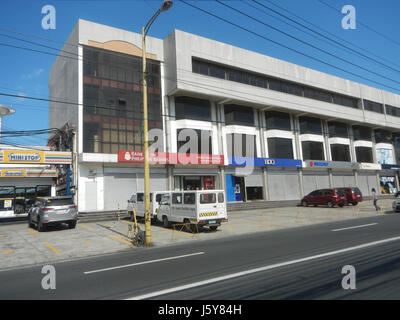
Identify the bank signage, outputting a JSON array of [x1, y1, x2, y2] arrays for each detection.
[[304, 160, 359, 170], [229, 157, 302, 168], [381, 164, 400, 171], [359, 163, 382, 170], [118, 151, 224, 165]]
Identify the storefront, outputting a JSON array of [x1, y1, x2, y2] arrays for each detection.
[[226, 157, 302, 202], [380, 164, 400, 195], [358, 163, 381, 196]]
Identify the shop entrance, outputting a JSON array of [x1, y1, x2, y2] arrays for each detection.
[[175, 176, 216, 191], [379, 175, 397, 194]]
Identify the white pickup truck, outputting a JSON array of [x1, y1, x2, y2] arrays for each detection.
[[157, 190, 228, 231], [127, 191, 170, 221]]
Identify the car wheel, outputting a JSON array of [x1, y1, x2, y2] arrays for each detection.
[[352, 202, 358, 206], [162, 216, 170, 228], [339, 203, 344, 208], [69, 221, 77, 229], [327, 201, 334, 208], [28, 214, 34, 228], [37, 218, 45, 232], [209, 226, 218, 231], [302, 200, 308, 207]]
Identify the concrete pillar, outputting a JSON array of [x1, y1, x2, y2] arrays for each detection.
[[298, 168, 304, 198], [348, 125, 356, 163], [354, 170, 359, 187], [328, 168, 334, 188], [262, 167, 269, 201]]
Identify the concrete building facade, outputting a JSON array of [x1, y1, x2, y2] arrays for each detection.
[[49, 19, 400, 212]]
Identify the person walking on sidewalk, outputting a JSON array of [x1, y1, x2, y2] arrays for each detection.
[[371, 188, 381, 211]]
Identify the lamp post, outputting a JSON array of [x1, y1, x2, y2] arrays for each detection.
[[142, 0, 173, 246]]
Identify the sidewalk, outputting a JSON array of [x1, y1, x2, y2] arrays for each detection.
[[0, 198, 395, 271]]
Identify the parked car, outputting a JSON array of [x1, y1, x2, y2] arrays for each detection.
[[393, 192, 400, 212], [301, 188, 347, 208], [339, 187, 363, 205], [28, 196, 78, 232], [127, 191, 170, 222]]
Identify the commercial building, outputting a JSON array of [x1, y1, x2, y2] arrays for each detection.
[[49, 19, 400, 212]]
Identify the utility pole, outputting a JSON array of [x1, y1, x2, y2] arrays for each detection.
[[142, 0, 173, 246]]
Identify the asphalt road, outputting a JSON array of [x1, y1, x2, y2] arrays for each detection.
[[1, 212, 400, 300]]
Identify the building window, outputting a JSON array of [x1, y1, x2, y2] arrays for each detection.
[[299, 116, 322, 135], [393, 134, 400, 164], [224, 104, 254, 126], [386, 105, 400, 117], [352, 125, 372, 141], [175, 96, 211, 122], [328, 121, 348, 138], [265, 111, 291, 131], [302, 141, 324, 160], [82, 45, 162, 154], [355, 147, 373, 163], [374, 129, 392, 144], [191, 57, 359, 110], [177, 129, 212, 155], [330, 144, 350, 162], [246, 187, 263, 200], [267, 138, 294, 159], [226, 133, 257, 158], [363, 99, 384, 114]]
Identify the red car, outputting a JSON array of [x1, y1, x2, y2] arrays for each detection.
[[301, 188, 347, 208], [339, 187, 363, 205]]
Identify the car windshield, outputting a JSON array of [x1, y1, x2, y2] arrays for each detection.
[[45, 198, 74, 206]]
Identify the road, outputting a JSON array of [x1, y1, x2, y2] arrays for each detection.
[[1, 212, 400, 300]]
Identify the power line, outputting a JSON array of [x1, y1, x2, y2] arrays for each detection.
[[248, 0, 400, 75], [214, 0, 400, 89], [317, 0, 400, 49]]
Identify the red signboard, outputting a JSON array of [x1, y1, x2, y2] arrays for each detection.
[[118, 151, 224, 165]]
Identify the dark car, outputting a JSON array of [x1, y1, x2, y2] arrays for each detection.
[[339, 187, 363, 205], [301, 188, 347, 208]]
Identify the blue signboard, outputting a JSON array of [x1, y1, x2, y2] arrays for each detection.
[[229, 157, 302, 168]]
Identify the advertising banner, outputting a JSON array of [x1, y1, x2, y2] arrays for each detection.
[[118, 151, 224, 165], [0, 150, 72, 164], [229, 157, 302, 168], [304, 160, 359, 170]]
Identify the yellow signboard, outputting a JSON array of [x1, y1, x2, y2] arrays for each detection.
[[3, 150, 44, 164], [1, 169, 27, 177]]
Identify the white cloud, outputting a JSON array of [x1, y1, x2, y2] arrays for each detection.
[[21, 68, 44, 80]]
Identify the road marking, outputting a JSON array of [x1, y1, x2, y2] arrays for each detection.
[[82, 241, 92, 246], [0, 234, 3, 238], [108, 234, 133, 245], [126, 235, 400, 300], [84, 251, 205, 275], [78, 224, 94, 231], [2, 249, 14, 254], [28, 229, 37, 237], [44, 242, 60, 255], [331, 223, 378, 232]]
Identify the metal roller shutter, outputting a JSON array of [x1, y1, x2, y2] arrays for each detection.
[[268, 170, 300, 200], [245, 169, 263, 187], [303, 171, 329, 195], [332, 172, 355, 188], [104, 173, 137, 211]]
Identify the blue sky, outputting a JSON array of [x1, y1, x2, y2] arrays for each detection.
[[0, 0, 399, 146]]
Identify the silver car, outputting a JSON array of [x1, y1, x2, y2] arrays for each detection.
[[28, 196, 78, 232], [393, 197, 400, 213]]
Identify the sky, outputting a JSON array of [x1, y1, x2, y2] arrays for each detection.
[[0, 0, 399, 146]]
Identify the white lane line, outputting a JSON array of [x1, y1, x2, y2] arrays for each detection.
[[331, 223, 378, 232], [84, 252, 205, 275], [126, 235, 400, 300]]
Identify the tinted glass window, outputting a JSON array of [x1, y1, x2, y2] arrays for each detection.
[[155, 194, 163, 203], [352, 126, 372, 141], [269, 78, 302, 96], [129, 195, 136, 203], [330, 144, 351, 162], [15, 188, 26, 198], [0, 187, 15, 198], [299, 116, 322, 135], [137, 193, 144, 202], [355, 147, 373, 163], [200, 193, 216, 204], [304, 87, 332, 103], [265, 111, 291, 131], [218, 193, 224, 203], [226, 133, 257, 157], [183, 193, 195, 205], [224, 104, 254, 126], [374, 129, 392, 144], [363, 99, 384, 113], [333, 94, 359, 108], [175, 96, 211, 121], [386, 105, 400, 117], [328, 122, 348, 138], [267, 138, 294, 159], [36, 185, 51, 197], [302, 141, 324, 160], [177, 129, 212, 155], [172, 193, 183, 204]]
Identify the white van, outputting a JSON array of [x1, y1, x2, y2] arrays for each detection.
[[127, 191, 170, 221], [157, 190, 228, 231]]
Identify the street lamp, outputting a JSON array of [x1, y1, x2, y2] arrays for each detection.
[[142, 0, 173, 246]]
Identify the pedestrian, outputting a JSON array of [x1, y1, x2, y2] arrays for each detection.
[[371, 188, 381, 211]]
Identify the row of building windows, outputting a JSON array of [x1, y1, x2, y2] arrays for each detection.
[[192, 58, 400, 117]]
